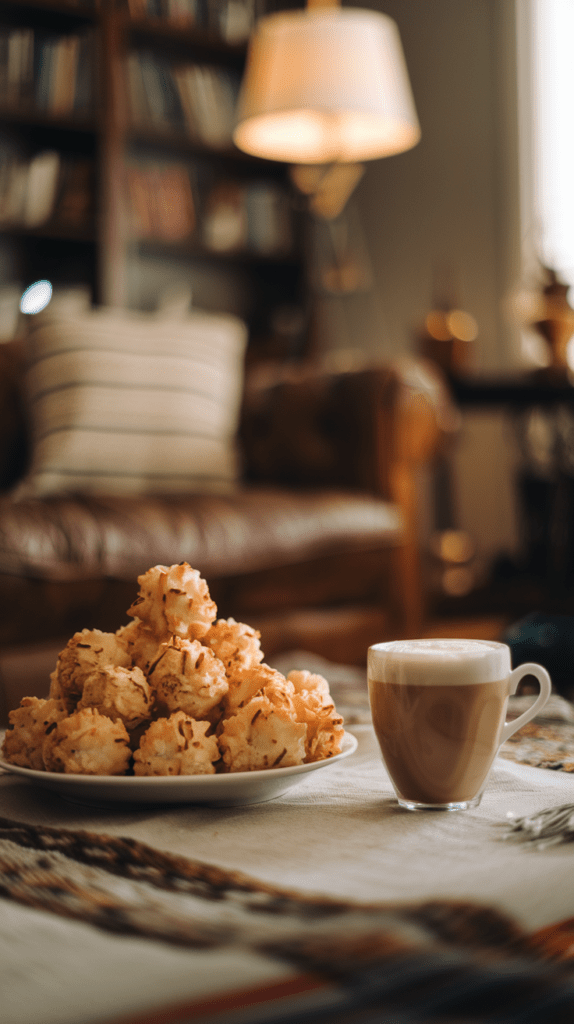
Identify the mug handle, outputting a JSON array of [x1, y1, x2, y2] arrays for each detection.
[[499, 662, 552, 745]]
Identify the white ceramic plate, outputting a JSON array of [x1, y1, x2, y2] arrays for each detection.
[[0, 731, 358, 808]]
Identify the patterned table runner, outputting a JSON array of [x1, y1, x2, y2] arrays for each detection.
[[2, 816, 574, 1024]]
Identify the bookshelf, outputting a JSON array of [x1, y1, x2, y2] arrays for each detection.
[[0, 0, 99, 310], [0, 0, 308, 361]]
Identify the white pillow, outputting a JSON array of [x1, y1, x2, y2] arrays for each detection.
[[14, 306, 247, 497]]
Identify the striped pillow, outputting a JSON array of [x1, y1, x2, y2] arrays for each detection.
[[14, 307, 247, 497]]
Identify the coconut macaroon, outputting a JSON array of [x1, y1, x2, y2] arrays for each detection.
[[2, 697, 66, 771], [116, 619, 163, 675], [291, 689, 345, 762], [133, 711, 219, 776], [218, 688, 307, 772], [223, 663, 288, 717], [77, 665, 153, 732], [49, 628, 132, 713], [127, 563, 217, 641], [203, 618, 264, 675], [42, 707, 131, 775], [286, 670, 344, 761], [149, 636, 228, 719], [287, 670, 332, 705]]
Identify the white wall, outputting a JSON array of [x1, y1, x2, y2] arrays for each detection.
[[316, 0, 522, 370], [314, 0, 525, 568]]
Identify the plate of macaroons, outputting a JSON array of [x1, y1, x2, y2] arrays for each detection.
[[0, 562, 357, 807], [0, 732, 358, 807]]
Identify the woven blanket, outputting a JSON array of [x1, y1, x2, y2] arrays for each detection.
[[2, 815, 574, 1024], [0, 815, 527, 971]]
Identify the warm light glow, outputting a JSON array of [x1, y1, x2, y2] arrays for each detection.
[[425, 312, 451, 342], [235, 110, 419, 165], [442, 566, 475, 597], [234, 8, 420, 164], [446, 310, 479, 342], [424, 309, 478, 342], [430, 529, 476, 565], [20, 280, 52, 314], [520, 331, 551, 368]]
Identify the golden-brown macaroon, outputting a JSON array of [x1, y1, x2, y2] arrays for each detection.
[[203, 618, 264, 675], [286, 670, 344, 760], [287, 669, 332, 705], [291, 689, 345, 762], [218, 689, 307, 772], [49, 629, 132, 713], [77, 664, 153, 731], [133, 711, 219, 776], [223, 663, 289, 717], [149, 636, 228, 719], [116, 619, 162, 675], [42, 707, 131, 775], [127, 563, 217, 641], [2, 697, 66, 771]]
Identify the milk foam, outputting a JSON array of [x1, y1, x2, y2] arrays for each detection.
[[368, 638, 510, 686]]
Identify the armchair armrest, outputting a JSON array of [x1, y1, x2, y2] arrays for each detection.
[[240, 356, 458, 635]]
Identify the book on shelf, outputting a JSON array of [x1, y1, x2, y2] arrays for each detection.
[[218, 0, 254, 44], [54, 157, 94, 227], [173, 62, 238, 147], [202, 179, 247, 252], [202, 177, 293, 256], [129, 50, 185, 131], [245, 180, 293, 256], [3, 27, 34, 106], [22, 150, 61, 227], [0, 143, 28, 225], [129, 50, 239, 147], [49, 34, 80, 117], [126, 0, 150, 16], [72, 31, 94, 115], [127, 161, 196, 241], [0, 145, 94, 231], [0, 26, 93, 116], [126, 51, 151, 124], [165, 0, 199, 27], [157, 163, 196, 240], [124, 0, 251, 39]]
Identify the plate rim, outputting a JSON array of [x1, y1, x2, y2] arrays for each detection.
[[0, 730, 358, 791]]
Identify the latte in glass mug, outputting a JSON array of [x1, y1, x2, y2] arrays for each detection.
[[367, 639, 552, 811]]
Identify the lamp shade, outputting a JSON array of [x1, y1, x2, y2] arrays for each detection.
[[233, 7, 420, 164]]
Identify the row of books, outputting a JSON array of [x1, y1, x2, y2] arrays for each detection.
[[127, 50, 239, 147], [125, 0, 254, 45], [0, 147, 93, 230], [126, 160, 293, 256], [0, 27, 93, 116]]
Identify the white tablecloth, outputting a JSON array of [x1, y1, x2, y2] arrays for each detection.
[[2, 724, 574, 1024]]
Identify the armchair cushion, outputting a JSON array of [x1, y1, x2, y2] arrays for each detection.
[[13, 307, 247, 498]]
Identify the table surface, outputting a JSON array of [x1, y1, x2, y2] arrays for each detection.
[[2, 723, 574, 1024]]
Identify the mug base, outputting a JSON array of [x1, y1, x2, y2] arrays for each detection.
[[397, 794, 483, 812]]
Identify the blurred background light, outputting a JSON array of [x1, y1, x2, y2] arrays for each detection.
[[533, 0, 574, 287], [20, 280, 52, 314]]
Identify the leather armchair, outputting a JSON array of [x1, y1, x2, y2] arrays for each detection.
[[0, 339, 453, 677]]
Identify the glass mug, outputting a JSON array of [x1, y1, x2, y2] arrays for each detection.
[[367, 638, 552, 811]]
